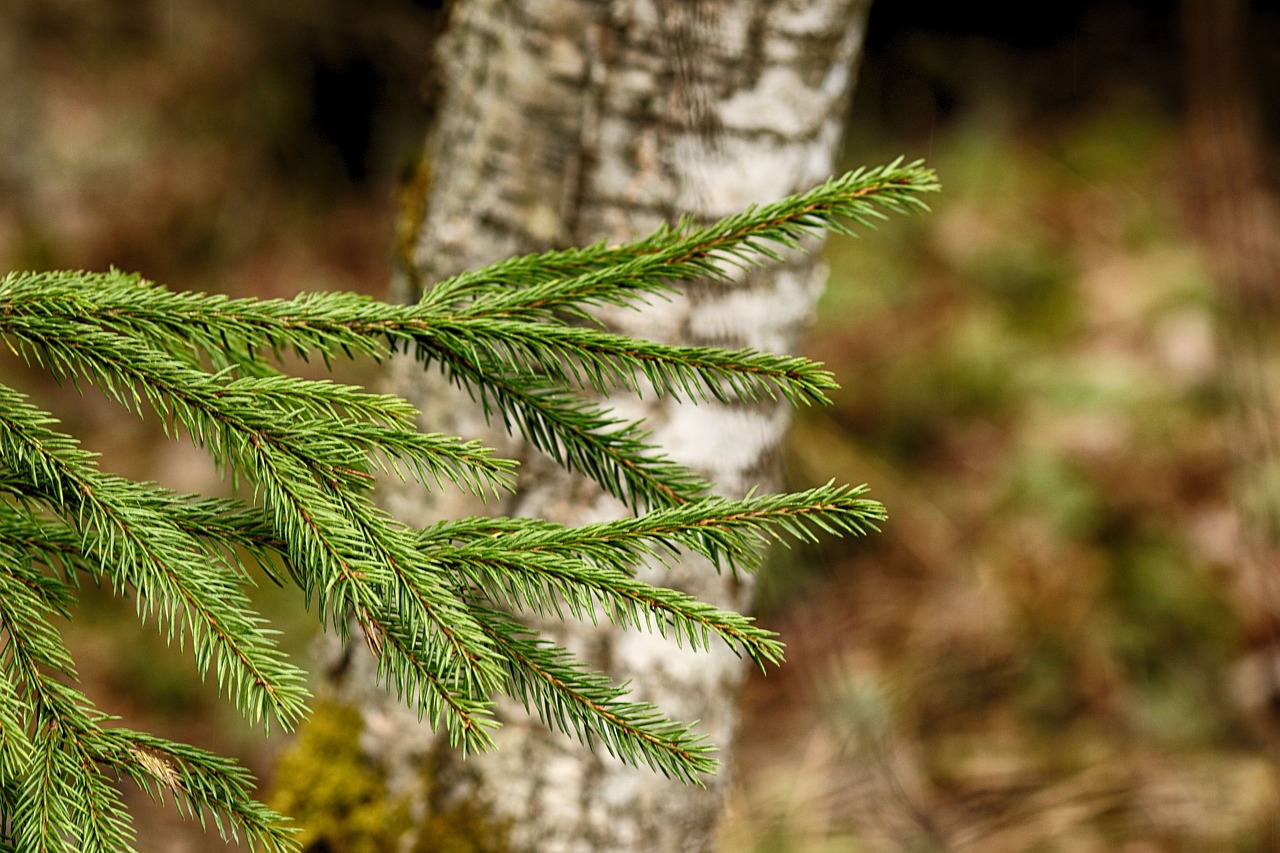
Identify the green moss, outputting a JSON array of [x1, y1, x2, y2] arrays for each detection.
[[409, 789, 513, 853], [269, 700, 512, 853], [406, 744, 513, 853], [270, 701, 412, 853]]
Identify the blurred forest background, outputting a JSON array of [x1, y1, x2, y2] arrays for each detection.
[[3, 1, 1280, 850]]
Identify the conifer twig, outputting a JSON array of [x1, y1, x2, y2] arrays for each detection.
[[0, 163, 934, 850]]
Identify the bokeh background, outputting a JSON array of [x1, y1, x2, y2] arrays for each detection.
[[3, 1, 1280, 850]]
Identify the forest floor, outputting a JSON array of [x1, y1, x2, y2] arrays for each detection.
[[723, 102, 1280, 852]]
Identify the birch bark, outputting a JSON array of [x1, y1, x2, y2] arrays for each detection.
[[332, 2, 872, 850]]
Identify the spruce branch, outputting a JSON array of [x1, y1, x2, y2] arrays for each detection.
[[0, 271, 837, 411], [420, 481, 887, 575], [422, 159, 937, 316], [0, 163, 932, 849], [419, 317, 840, 406]]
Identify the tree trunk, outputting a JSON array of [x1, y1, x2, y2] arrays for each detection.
[[330, 1, 871, 850], [1183, 0, 1280, 735]]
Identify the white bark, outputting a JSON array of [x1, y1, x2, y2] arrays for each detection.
[[331, 1, 871, 850]]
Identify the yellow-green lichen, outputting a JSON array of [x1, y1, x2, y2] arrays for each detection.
[[269, 700, 512, 853]]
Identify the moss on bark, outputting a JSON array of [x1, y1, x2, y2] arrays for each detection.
[[270, 700, 511, 852]]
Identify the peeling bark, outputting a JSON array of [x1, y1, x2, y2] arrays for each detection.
[[328, 2, 872, 850]]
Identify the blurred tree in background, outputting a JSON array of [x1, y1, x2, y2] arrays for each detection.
[[4, 1, 1280, 850]]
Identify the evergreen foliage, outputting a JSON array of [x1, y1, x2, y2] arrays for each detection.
[[0, 162, 936, 851]]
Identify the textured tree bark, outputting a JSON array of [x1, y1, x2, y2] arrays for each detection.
[[332, 2, 872, 850]]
